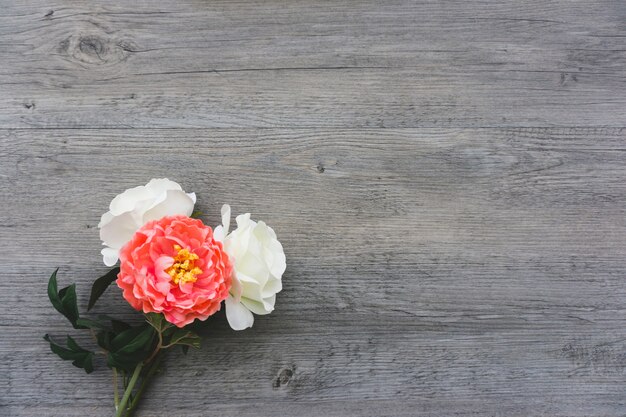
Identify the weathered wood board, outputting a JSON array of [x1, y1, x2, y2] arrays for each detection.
[[1, 1, 625, 416]]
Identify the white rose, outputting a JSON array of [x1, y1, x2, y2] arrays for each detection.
[[98, 178, 196, 266], [215, 204, 286, 330]]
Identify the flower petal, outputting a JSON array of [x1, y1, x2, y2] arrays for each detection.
[[98, 211, 115, 228], [225, 295, 254, 330], [99, 211, 140, 249], [241, 294, 275, 315], [229, 270, 243, 302], [144, 178, 182, 195], [262, 275, 282, 298], [109, 186, 152, 216], [215, 204, 232, 242], [214, 225, 225, 242], [101, 247, 119, 266], [142, 189, 195, 223], [221, 204, 231, 235]]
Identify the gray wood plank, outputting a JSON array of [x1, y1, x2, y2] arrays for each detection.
[[2, 0, 626, 415], [1, 128, 625, 416], [0, 0, 624, 128]]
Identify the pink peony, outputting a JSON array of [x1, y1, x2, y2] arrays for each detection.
[[117, 215, 232, 327]]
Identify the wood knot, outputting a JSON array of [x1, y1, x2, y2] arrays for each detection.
[[272, 365, 295, 388], [58, 33, 134, 66], [79, 36, 105, 59]]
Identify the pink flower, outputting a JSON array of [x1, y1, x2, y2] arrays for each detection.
[[117, 215, 232, 327]]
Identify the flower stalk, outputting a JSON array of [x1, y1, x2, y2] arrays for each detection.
[[113, 368, 120, 410], [115, 362, 143, 417], [124, 352, 164, 417]]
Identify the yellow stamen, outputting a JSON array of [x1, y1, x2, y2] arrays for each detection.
[[165, 244, 202, 285]]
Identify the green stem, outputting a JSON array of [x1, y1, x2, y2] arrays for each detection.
[[115, 362, 143, 417], [113, 368, 120, 410], [124, 353, 164, 417]]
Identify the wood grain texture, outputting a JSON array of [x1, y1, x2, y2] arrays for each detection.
[[1, 128, 626, 416], [0, 0, 625, 128], [1, 0, 625, 416]]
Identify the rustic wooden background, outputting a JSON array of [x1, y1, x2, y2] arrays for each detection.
[[1, 1, 625, 416]]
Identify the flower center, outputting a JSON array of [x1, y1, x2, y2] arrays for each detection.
[[165, 245, 203, 285]]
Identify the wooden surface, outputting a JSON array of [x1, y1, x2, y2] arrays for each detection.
[[1, 1, 625, 416]]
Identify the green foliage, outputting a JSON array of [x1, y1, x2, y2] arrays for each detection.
[[146, 313, 200, 350], [146, 313, 201, 350], [110, 317, 131, 334], [44, 334, 94, 373], [75, 317, 109, 330], [167, 328, 201, 349], [190, 209, 204, 219], [47, 269, 84, 329], [44, 269, 204, 378], [103, 324, 156, 372], [112, 325, 155, 353], [87, 267, 120, 311], [45, 269, 154, 374], [145, 312, 173, 333]]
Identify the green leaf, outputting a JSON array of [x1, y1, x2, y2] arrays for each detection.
[[110, 319, 131, 334], [59, 284, 81, 328], [145, 312, 166, 330], [106, 350, 147, 372], [117, 326, 155, 355], [74, 352, 94, 373], [105, 324, 156, 371], [97, 314, 131, 334], [145, 312, 164, 327], [66, 335, 89, 353], [44, 334, 78, 360], [111, 326, 143, 351], [47, 269, 63, 313], [96, 330, 114, 351], [76, 317, 109, 331], [47, 270, 84, 329], [111, 325, 155, 354], [190, 210, 203, 219], [87, 267, 120, 311], [167, 329, 201, 349], [44, 334, 94, 374]]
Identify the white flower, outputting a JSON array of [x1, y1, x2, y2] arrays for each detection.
[[98, 179, 196, 266], [215, 204, 286, 330]]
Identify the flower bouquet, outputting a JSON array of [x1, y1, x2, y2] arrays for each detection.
[[44, 179, 286, 416]]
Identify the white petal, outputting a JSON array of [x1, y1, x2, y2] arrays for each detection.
[[101, 247, 119, 266], [225, 296, 254, 330], [229, 270, 243, 302], [235, 213, 253, 229], [99, 211, 140, 249], [98, 211, 114, 228], [214, 225, 225, 242], [241, 294, 274, 315], [238, 271, 270, 309], [214, 204, 231, 242], [144, 178, 182, 196], [237, 252, 270, 288], [142, 189, 195, 223], [268, 243, 286, 278], [109, 186, 152, 216], [221, 204, 231, 236], [262, 275, 282, 298]]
